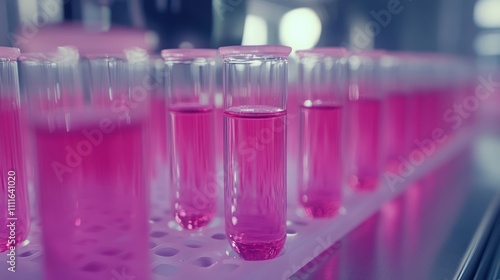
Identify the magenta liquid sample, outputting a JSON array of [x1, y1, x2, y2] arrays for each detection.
[[384, 94, 408, 172], [298, 103, 343, 218], [224, 105, 287, 261], [32, 111, 150, 280], [0, 101, 30, 252], [168, 103, 217, 229], [407, 92, 423, 154], [346, 99, 383, 191]]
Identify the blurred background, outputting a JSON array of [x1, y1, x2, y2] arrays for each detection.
[[0, 0, 498, 68]]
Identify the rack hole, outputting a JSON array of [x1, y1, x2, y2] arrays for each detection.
[[192, 257, 215, 267], [155, 247, 179, 257], [150, 217, 162, 222], [184, 240, 203, 248], [211, 233, 226, 240], [19, 250, 37, 257]]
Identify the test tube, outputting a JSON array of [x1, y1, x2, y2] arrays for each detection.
[[161, 49, 218, 230], [380, 53, 411, 173], [295, 48, 348, 218], [0, 47, 30, 252], [146, 56, 168, 183], [346, 51, 385, 191], [220, 45, 291, 260], [22, 48, 151, 280]]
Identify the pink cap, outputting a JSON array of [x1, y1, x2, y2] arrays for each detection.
[[15, 23, 152, 55], [296, 47, 348, 58], [218, 45, 292, 58], [161, 49, 217, 61], [0, 47, 21, 60]]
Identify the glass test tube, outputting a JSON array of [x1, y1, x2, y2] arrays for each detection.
[[148, 56, 168, 183], [220, 45, 291, 260], [380, 53, 411, 173], [22, 48, 151, 280], [295, 48, 348, 218], [346, 51, 385, 191], [0, 47, 30, 252], [162, 49, 218, 230]]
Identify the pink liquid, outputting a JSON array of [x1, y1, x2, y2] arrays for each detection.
[[345, 99, 382, 191], [408, 92, 423, 153], [224, 105, 287, 261], [384, 94, 408, 172], [32, 111, 150, 280], [0, 101, 30, 252], [423, 91, 439, 137], [168, 104, 217, 229], [298, 103, 343, 218]]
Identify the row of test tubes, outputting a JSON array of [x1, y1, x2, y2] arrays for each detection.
[[0, 45, 476, 279], [291, 49, 476, 220]]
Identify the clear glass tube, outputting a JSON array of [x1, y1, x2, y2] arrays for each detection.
[[0, 47, 30, 252], [346, 51, 385, 191], [161, 49, 218, 230], [220, 45, 291, 260], [21, 48, 151, 280], [148, 56, 168, 184], [380, 53, 411, 173], [295, 48, 348, 218]]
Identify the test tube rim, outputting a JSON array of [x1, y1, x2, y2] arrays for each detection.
[[0, 47, 20, 61], [161, 48, 217, 61], [218, 45, 292, 59], [295, 47, 348, 58]]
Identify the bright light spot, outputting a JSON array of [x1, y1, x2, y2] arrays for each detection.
[[20, 239, 30, 246], [349, 56, 361, 70], [124, 47, 148, 63], [474, 32, 500, 55], [279, 8, 322, 50], [215, 93, 223, 108], [242, 15, 268, 45], [474, 0, 500, 28]]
